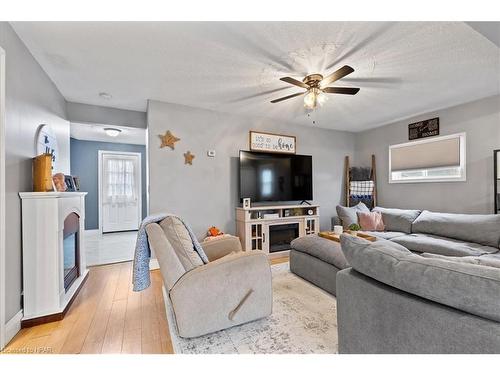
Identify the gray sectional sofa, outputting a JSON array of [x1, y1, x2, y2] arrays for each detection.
[[290, 206, 500, 353]]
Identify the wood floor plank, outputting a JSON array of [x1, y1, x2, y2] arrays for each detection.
[[122, 328, 142, 354], [114, 262, 133, 301], [80, 339, 104, 354], [101, 299, 127, 353], [43, 318, 77, 354], [83, 308, 112, 344], [142, 339, 163, 354]]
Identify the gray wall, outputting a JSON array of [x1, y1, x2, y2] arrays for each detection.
[[66, 102, 147, 129], [1, 22, 70, 322], [355, 95, 500, 214], [148, 100, 356, 238], [70, 138, 147, 230]]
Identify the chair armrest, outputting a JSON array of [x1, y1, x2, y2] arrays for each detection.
[[169, 251, 272, 338], [201, 236, 243, 261]]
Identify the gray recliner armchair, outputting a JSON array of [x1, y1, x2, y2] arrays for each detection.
[[146, 217, 273, 338]]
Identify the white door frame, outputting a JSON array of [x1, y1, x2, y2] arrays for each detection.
[[0, 46, 7, 350], [98, 150, 142, 234]]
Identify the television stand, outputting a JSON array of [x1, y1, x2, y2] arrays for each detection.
[[236, 204, 320, 259]]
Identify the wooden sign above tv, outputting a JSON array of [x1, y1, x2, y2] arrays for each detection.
[[249, 131, 296, 154], [408, 117, 439, 140]]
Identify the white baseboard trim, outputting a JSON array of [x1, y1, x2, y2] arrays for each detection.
[[5, 310, 23, 345], [149, 258, 159, 270]]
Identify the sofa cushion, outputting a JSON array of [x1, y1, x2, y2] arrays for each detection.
[[372, 207, 421, 234], [391, 233, 499, 257], [160, 216, 204, 271], [478, 253, 500, 268], [420, 253, 500, 269], [340, 234, 500, 323], [291, 234, 349, 270], [412, 210, 500, 248], [336, 202, 369, 229], [362, 231, 406, 241]]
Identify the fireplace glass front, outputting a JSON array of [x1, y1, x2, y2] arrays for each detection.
[[63, 213, 80, 291], [268, 223, 299, 253]]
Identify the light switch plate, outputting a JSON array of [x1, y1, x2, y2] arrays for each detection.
[[207, 150, 216, 157]]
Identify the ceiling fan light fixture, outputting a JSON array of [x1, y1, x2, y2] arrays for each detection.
[[104, 127, 122, 137], [303, 90, 316, 109], [304, 88, 327, 109], [317, 91, 328, 106]]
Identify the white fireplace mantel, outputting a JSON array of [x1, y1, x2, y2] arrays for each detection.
[[19, 191, 88, 326]]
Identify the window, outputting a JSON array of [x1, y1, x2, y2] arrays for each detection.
[[389, 133, 466, 183], [104, 158, 137, 203]]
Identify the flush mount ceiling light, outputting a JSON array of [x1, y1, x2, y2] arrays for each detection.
[[104, 127, 122, 137], [271, 65, 360, 110], [99, 92, 112, 100]]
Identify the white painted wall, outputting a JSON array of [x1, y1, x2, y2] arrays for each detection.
[[148, 100, 356, 237], [355, 95, 500, 214]]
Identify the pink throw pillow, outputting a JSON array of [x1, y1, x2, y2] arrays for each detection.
[[357, 211, 385, 231]]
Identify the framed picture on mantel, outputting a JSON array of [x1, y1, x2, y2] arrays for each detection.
[[249, 130, 296, 154]]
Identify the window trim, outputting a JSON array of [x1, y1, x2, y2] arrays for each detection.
[[389, 132, 466, 184]]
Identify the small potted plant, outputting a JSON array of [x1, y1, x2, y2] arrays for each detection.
[[348, 223, 361, 236]]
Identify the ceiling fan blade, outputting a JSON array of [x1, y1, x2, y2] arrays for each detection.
[[323, 87, 360, 95], [321, 65, 355, 87], [280, 77, 309, 89], [270, 92, 306, 103]]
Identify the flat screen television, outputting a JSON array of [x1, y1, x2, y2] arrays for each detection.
[[239, 150, 313, 202]]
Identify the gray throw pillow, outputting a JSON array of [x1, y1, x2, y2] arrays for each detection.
[[336, 202, 369, 229], [372, 207, 421, 234]]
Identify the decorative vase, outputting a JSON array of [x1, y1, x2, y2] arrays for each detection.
[[351, 231, 358, 236]]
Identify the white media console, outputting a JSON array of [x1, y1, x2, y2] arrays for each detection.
[[236, 204, 320, 258]]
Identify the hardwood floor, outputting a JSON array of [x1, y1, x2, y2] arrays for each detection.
[[2, 256, 289, 354]]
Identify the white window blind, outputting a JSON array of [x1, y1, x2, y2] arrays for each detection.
[[389, 133, 466, 183]]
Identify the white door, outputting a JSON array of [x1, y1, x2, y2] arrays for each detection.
[[99, 151, 142, 233]]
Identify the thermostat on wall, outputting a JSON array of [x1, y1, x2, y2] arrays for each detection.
[[207, 150, 216, 157]]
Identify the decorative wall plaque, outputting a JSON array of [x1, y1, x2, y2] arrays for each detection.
[[36, 124, 58, 171], [408, 117, 439, 140], [249, 131, 296, 154]]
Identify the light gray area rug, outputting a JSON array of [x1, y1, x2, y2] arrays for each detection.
[[165, 263, 338, 354]]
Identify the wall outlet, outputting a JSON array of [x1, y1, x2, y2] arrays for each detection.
[[207, 150, 216, 157]]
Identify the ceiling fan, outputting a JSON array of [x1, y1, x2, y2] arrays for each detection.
[[270, 65, 360, 109]]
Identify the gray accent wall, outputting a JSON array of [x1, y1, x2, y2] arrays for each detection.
[[355, 95, 500, 214], [1, 22, 70, 322], [70, 138, 147, 230], [148, 100, 356, 238]]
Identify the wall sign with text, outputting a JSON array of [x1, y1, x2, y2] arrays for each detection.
[[249, 131, 296, 154], [408, 117, 439, 140]]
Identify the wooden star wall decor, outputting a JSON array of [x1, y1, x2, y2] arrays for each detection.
[[158, 130, 180, 150], [184, 151, 195, 165]]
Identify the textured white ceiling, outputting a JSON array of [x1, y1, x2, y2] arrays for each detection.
[[11, 21, 500, 132], [70, 123, 146, 145]]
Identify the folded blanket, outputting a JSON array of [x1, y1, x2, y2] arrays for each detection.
[[132, 213, 209, 292], [350, 180, 374, 196]]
